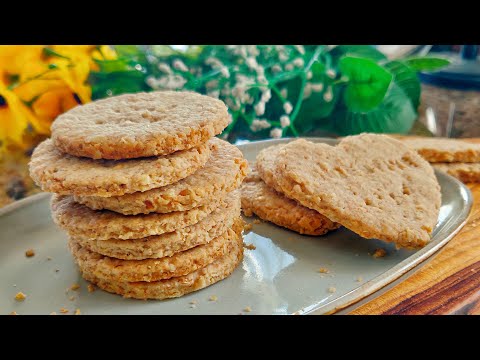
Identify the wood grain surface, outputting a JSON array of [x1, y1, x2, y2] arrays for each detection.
[[351, 183, 480, 314]]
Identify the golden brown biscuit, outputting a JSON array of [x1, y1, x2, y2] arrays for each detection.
[[402, 137, 480, 163], [68, 222, 243, 282], [241, 166, 339, 235], [433, 162, 480, 183], [274, 135, 441, 249], [30, 139, 210, 197], [79, 236, 244, 300], [51, 192, 232, 240], [51, 91, 229, 159], [75, 138, 248, 215]]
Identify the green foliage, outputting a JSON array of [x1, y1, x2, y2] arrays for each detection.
[[88, 45, 450, 141], [340, 56, 393, 112], [403, 57, 450, 72]]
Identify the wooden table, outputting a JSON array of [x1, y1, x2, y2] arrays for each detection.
[[351, 138, 480, 315]]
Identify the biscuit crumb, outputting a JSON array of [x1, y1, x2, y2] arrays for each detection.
[[9, 311, 17, 315], [189, 300, 198, 305], [372, 248, 387, 258], [70, 283, 80, 291], [253, 219, 261, 224], [244, 223, 253, 232], [55, 269, 60, 272], [356, 276, 363, 282], [74, 309, 81, 315], [87, 284, 95, 293], [50, 312, 57, 315], [25, 249, 35, 257], [59, 308, 69, 314], [69, 296, 75, 301], [243, 306, 252, 312], [292, 311, 301, 315], [328, 287, 336, 293], [244, 243, 256, 250], [209, 295, 218, 302], [190, 304, 197, 309], [317, 267, 329, 274], [15, 292, 26, 301], [47, 257, 52, 261]]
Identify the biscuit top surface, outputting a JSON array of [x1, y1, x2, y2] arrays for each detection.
[[51, 91, 229, 159], [275, 134, 441, 249]]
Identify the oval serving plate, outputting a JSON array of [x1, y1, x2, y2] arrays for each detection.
[[0, 138, 472, 315]]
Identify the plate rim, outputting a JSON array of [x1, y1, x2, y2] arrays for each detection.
[[237, 137, 473, 315]]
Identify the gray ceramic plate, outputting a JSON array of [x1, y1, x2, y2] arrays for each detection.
[[0, 138, 472, 315]]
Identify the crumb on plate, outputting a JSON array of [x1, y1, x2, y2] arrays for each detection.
[[253, 219, 261, 225], [74, 309, 81, 315], [87, 284, 95, 293], [318, 267, 329, 274], [244, 243, 256, 250], [372, 248, 387, 258], [209, 295, 218, 302], [9, 311, 18, 315], [25, 249, 35, 257], [15, 292, 26, 301], [356, 276, 363, 282], [328, 287, 336, 293], [59, 308, 69, 314], [50, 312, 57, 315], [243, 306, 252, 313], [70, 283, 80, 291]]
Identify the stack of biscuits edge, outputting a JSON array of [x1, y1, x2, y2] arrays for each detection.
[[241, 134, 442, 250], [400, 137, 480, 184], [29, 91, 249, 300]]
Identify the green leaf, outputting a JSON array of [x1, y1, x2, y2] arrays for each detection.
[[384, 60, 421, 109], [340, 56, 393, 112], [42, 47, 70, 60], [331, 84, 416, 135], [403, 57, 450, 72]]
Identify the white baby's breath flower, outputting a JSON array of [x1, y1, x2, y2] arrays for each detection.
[[246, 57, 258, 70], [270, 128, 283, 139], [205, 57, 223, 68], [254, 101, 266, 116], [257, 75, 268, 85], [303, 83, 312, 99], [326, 69, 336, 79], [280, 115, 291, 128], [278, 52, 289, 62], [311, 82, 324, 92], [261, 89, 271, 103], [205, 79, 219, 89], [207, 90, 220, 99], [220, 66, 230, 78], [158, 62, 172, 74], [293, 57, 304, 68], [280, 88, 288, 99], [323, 86, 333, 102], [306, 71, 313, 80], [285, 63, 294, 71], [294, 45, 305, 55], [146, 76, 158, 88], [283, 101, 293, 114], [271, 64, 282, 73], [173, 59, 189, 72], [155, 74, 187, 90], [250, 119, 272, 132]]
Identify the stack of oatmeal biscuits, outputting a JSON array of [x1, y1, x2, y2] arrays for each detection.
[[29, 91, 248, 300]]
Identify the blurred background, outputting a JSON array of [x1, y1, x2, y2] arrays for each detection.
[[1, 45, 479, 204]]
